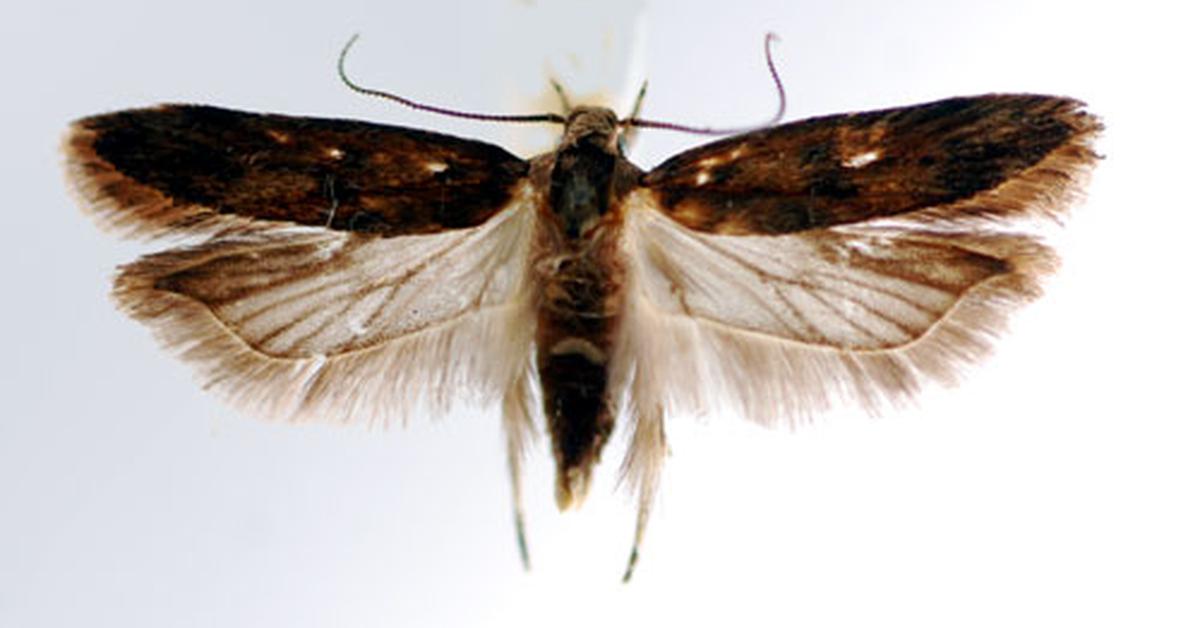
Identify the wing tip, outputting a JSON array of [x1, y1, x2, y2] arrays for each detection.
[[899, 98, 1103, 230], [61, 112, 242, 242], [63, 117, 199, 241]]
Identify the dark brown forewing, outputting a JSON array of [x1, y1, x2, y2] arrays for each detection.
[[66, 105, 529, 237], [642, 94, 1100, 234]]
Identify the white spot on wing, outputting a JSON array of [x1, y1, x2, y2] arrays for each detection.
[[844, 237, 877, 256], [314, 236, 347, 260], [695, 171, 711, 185], [326, 147, 345, 160], [842, 150, 881, 169], [425, 162, 449, 174]]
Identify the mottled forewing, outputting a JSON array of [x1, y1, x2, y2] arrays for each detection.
[[65, 105, 528, 238], [641, 95, 1097, 234]]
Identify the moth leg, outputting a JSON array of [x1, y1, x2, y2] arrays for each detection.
[[622, 481, 653, 582], [507, 434, 530, 570], [503, 370, 538, 570], [619, 80, 650, 153], [621, 399, 666, 582]]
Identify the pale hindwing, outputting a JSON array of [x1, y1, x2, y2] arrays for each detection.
[[116, 186, 539, 425], [616, 190, 1053, 427]]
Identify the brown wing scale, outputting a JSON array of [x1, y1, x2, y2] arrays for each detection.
[[642, 94, 1099, 234], [65, 104, 529, 238]]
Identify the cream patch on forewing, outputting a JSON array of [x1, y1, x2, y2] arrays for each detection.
[[696, 144, 748, 170], [690, 145, 752, 186], [550, 337, 607, 363], [325, 147, 345, 160], [668, 201, 713, 228], [836, 123, 887, 169], [266, 129, 291, 144], [842, 149, 881, 168], [424, 161, 449, 174]]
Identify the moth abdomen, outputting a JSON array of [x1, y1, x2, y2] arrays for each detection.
[[534, 238, 626, 510], [538, 343, 615, 509]]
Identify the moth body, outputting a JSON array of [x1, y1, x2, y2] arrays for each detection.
[[532, 106, 640, 508]]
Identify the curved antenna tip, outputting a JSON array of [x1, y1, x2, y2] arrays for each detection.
[[620, 32, 788, 136], [336, 33, 564, 126]]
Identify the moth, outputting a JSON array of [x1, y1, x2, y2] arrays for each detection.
[[64, 35, 1100, 581]]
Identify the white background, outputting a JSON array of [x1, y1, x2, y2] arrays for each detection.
[[2, 1, 1197, 626]]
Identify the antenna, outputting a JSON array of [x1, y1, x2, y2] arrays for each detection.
[[338, 34, 566, 125], [621, 33, 786, 136]]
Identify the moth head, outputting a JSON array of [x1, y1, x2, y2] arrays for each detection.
[[561, 106, 621, 154]]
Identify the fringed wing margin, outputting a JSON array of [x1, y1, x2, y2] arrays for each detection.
[[109, 197, 538, 427], [615, 96, 1101, 498]]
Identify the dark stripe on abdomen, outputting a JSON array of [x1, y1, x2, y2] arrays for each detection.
[[539, 347, 612, 472]]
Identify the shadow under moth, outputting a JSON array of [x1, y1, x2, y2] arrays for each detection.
[[63, 35, 1100, 581]]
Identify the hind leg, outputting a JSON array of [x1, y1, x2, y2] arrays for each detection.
[[503, 370, 538, 569], [620, 398, 666, 582]]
